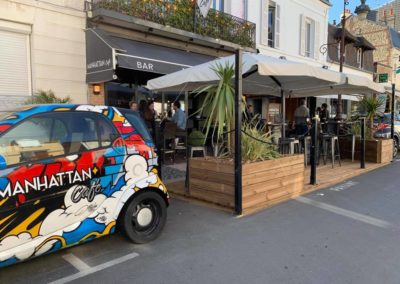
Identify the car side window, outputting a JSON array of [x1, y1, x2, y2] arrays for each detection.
[[58, 113, 100, 154], [98, 117, 118, 147], [0, 116, 66, 166]]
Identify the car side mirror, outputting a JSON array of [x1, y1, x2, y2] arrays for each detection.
[[0, 155, 7, 170]]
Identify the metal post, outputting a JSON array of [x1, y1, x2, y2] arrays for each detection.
[[336, 0, 349, 120], [392, 83, 396, 161], [391, 84, 395, 140], [310, 115, 319, 185], [360, 117, 366, 169], [234, 49, 243, 215], [161, 92, 165, 116], [185, 91, 189, 190], [281, 90, 286, 139]]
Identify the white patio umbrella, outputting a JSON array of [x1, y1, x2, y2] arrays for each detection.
[[291, 73, 385, 97], [146, 52, 346, 95]]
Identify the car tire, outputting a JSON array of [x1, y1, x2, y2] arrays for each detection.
[[120, 191, 167, 244], [394, 138, 399, 157]]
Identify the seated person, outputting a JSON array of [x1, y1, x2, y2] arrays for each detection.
[[171, 101, 186, 130]]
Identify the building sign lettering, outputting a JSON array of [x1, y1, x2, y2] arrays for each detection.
[[136, 61, 154, 71], [87, 58, 112, 70]]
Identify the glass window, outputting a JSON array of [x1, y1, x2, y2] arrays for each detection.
[[118, 108, 152, 142], [268, 3, 276, 48], [0, 115, 66, 166], [305, 19, 313, 58], [357, 48, 363, 68], [98, 116, 119, 147], [62, 113, 100, 153]]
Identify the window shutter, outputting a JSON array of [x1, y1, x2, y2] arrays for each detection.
[[261, 0, 268, 45], [314, 20, 320, 60], [299, 14, 306, 56], [0, 30, 30, 97], [275, 4, 281, 49]]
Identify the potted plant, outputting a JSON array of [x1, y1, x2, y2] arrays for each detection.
[[340, 96, 392, 163], [188, 64, 306, 214]]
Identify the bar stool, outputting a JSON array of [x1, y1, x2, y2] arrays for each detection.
[[279, 138, 300, 154], [190, 146, 206, 157], [319, 134, 341, 168]]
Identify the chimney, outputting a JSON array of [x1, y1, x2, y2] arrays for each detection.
[[355, 0, 371, 20]]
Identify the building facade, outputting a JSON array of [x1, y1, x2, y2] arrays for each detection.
[[0, 0, 87, 109], [346, 2, 400, 87], [322, 24, 375, 117], [84, 0, 256, 108], [222, 0, 332, 122]]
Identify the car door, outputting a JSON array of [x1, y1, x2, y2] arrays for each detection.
[[0, 111, 122, 260], [0, 113, 69, 258]]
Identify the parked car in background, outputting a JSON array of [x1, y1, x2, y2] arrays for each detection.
[[0, 105, 169, 267], [373, 113, 400, 157]]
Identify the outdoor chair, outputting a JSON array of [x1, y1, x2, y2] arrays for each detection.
[[161, 122, 177, 163], [175, 128, 187, 158]]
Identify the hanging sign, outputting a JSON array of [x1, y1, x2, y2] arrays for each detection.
[[197, 0, 212, 17], [378, 73, 389, 83]]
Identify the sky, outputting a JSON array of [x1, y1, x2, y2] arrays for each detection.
[[328, 0, 392, 23]]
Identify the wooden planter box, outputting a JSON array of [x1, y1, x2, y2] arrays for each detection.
[[188, 155, 305, 214], [339, 137, 392, 164]]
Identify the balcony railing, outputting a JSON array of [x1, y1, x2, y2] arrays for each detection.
[[88, 0, 256, 49]]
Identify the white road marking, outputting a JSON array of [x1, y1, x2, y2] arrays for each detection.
[[296, 196, 393, 229], [49, 252, 139, 284], [328, 181, 358, 192], [62, 254, 91, 272]]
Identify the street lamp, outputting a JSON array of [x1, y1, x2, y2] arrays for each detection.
[[336, 0, 350, 120], [320, 1, 349, 119]]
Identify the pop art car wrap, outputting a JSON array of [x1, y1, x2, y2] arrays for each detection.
[[0, 105, 168, 267]]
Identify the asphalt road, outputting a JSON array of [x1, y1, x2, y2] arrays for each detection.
[[2, 160, 400, 284]]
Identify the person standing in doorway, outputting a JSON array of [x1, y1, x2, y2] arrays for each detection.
[[294, 99, 309, 135], [319, 103, 330, 132]]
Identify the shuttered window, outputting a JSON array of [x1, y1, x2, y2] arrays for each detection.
[[299, 15, 319, 60], [0, 29, 31, 97]]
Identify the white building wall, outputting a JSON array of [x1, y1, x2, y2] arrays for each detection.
[[226, 0, 330, 66], [0, 0, 87, 109]]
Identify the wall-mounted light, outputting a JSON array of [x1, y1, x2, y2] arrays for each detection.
[[93, 84, 101, 95]]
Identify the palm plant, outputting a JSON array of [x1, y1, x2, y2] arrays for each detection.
[[26, 90, 71, 104], [195, 63, 240, 154], [358, 95, 385, 138]]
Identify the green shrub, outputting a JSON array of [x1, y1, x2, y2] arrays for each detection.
[[241, 122, 280, 162], [188, 130, 206, 146]]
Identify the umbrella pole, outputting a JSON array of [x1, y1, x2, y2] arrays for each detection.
[[234, 49, 243, 215], [392, 83, 395, 161]]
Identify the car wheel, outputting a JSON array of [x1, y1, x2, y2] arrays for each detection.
[[120, 191, 167, 244], [394, 138, 399, 157]]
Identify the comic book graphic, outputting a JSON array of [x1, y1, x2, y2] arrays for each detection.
[[0, 105, 168, 267]]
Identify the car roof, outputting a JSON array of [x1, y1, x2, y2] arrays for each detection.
[[0, 104, 112, 127]]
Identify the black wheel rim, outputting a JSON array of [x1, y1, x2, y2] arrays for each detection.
[[131, 198, 162, 236]]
